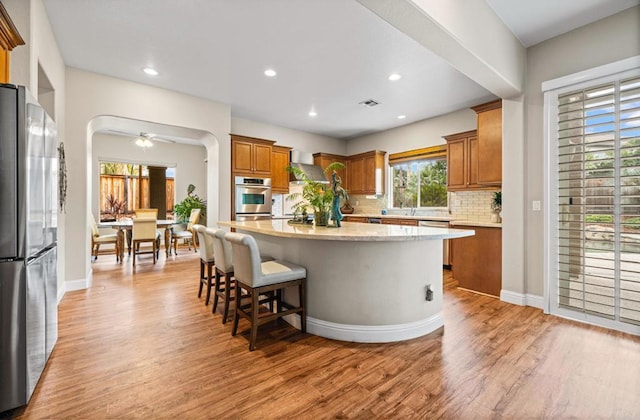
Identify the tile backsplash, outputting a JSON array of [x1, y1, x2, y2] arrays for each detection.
[[347, 190, 498, 222], [276, 189, 499, 222], [449, 190, 497, 222]]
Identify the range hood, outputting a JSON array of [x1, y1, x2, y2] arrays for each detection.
[[289, 150, 329, 184]]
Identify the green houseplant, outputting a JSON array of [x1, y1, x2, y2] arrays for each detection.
[[491, 191, 502, 223], [174, 184, 207, 224], [286, 162, 345, 226]]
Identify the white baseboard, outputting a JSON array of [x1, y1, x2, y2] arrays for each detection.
[[283, 312, 444, 343], [500, 290, 545, 309], [57, 275, 92, 304]]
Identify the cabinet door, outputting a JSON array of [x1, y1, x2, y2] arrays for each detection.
[[363, 155, 376, 194], [347, 158, 364, 194], [271, 147, 290, 193], [447, 139, 466, 190], [477, 107, 502, 185], [252, 143, 272, 175], [232, 140, 253, 173], [0, 48, 8, 84], [468, 136, 479, 188]]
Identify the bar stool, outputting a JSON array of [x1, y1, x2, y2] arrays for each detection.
[[225, 232, 306, 351], [207, 228, 235, 323], [193, 224, 215, 305]]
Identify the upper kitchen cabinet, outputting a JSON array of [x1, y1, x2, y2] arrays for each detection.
[[471, 99, 502, 186], [0, 4, 25, 83], [231, 134, 274, 177], [347, 150, 386, 195], [271, 145, 291, 194], [445, 130, 480, 191], [313, 152, 348, 185]]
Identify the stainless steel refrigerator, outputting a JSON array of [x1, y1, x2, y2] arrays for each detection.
[[0, 84, 58, 413]]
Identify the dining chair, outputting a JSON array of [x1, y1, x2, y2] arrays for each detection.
[[171, 208, 201, 255], [135, 208, 159, 218], [132, 216, 161, 266], [225, 232, 306, 351], [91, 214, 120, 262], [193, 224, 215, 305]]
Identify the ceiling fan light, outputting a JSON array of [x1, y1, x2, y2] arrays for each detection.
[[135, 137, 153, 148]]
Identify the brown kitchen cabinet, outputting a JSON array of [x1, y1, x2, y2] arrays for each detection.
[[342, 216, 369, 223], [444, 130, 481, 191], [271, 145, 291, 193], [381, 218, 418, 226], [0, 4, 24, 83], [313, 152, 348, 186], [347, 150, 386, 195], [471, 99, 502, 186], [451, 226, 502, 297], [231, 134, 274, 177]]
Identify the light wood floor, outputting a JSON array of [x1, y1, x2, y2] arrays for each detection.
[[7, 250, 640, 419]]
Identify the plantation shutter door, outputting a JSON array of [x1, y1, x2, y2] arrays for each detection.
[[556, 76, 640, 327]]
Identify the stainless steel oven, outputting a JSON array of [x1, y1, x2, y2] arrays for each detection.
[[234, 176, 272, 220]]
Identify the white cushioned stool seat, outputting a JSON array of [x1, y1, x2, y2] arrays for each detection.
[[259, 260, 307, 286]]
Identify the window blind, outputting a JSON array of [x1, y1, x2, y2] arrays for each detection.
[[557, 76, 640, 326]]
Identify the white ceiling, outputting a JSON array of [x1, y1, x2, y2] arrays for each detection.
[[42, 0, 638, 140]]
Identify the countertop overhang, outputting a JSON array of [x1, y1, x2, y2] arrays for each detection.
[[218, 220, 474, 242]]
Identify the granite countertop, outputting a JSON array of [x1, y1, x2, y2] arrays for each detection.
[[346, 213, 454, 221], [219, 219, 474, 242]]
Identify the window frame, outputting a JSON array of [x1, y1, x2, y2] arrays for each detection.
[[543, 55, 640, 335], [388, 145, 448, 210]]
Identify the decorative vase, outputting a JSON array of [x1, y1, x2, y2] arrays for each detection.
[[314, 210, 330, 226]]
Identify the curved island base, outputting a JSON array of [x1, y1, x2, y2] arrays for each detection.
[[218, 220, 474, 343]]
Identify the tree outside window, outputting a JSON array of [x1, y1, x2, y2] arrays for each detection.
[[391, 158, 447, 208]]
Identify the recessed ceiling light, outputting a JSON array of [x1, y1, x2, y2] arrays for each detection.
[[143, 67, 158, 76], [309, 110, 317, 117], [388, 73, 402, 81], [264, 69, 277, 77], [397, 115, 407, 119]]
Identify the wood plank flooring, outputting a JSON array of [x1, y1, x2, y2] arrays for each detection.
[[6, 251, 640, 419]]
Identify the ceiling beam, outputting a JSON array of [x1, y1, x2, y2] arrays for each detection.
[[357, 0, 525, 98]]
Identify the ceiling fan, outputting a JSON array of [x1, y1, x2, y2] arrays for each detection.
[[106, 129, 177, 147]]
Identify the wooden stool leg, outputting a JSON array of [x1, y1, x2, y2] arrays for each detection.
[[232, 281, 241, 336], [222, 274, 232, 324], [212, 270, 221, 313], [299, 280, 306, 333], [249, 288, 259, 351], [205, 262, 212, 306], [198, 260, 204, 298]]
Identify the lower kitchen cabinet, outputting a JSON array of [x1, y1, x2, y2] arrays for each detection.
[[451, 226, 501, 297], [342, 215, 369, 223]]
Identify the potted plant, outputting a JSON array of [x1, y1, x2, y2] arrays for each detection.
[[491, 191, 502, 223], [174, 184, 207, 224], [286, 162, 345, 226]]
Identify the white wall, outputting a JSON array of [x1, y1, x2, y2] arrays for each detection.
[[3, 0, 67, 296], [524, 6, 640, 297], [346, 108, 477, 156], [65, 67, 231, 288], [231, 117, 346, 155], [91, 133, 207, 220]]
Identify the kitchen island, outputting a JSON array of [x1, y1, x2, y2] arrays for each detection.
[[217, 220, 474, 343]]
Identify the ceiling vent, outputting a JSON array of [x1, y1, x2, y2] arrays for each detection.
[[359, 99, 379, 108]]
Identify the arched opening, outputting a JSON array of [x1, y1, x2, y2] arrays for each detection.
[[84, 115, 219, 282]]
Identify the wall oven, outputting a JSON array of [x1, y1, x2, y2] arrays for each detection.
[[234, 176, 272, 220]]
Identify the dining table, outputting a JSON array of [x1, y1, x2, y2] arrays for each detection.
[[98, 219, 176, 263]]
